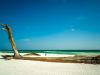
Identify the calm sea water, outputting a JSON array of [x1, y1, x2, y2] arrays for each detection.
[[0, 50, 100, 55]]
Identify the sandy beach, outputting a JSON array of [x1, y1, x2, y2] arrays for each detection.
[[0, 58, 100, 75], [0, 52, 100, 75], [0, 52, 75, 57]]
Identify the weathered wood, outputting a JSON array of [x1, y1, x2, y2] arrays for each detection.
[[1, 54, 100, 64], [0, 24, 21, 58]]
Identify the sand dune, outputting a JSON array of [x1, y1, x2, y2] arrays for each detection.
[[0, 59, 100, 75]]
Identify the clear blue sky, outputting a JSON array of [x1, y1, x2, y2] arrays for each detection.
[[0, 0, 100, 50]]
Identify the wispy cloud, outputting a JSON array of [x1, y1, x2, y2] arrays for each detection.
[[15, 31, 100, 50], [76, 16, 87, 20]]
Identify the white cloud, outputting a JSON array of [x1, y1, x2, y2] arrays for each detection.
[[76, 16, 87, 20], [71, 28, 75, 32], [20, 38, 31, 42]]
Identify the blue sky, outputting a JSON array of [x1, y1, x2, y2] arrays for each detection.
[[0, 0, 100, 50]]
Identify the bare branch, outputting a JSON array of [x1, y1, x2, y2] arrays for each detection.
[[0, 24, 21, 58]]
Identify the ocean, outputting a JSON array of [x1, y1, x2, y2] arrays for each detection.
[[0, 50, 100, 56]]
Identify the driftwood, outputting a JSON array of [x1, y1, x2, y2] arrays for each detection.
[[81, 55, 100, 64], [1, 55, 100, 64], [1, 55, 13, 60], [0, 24, 21, 58]]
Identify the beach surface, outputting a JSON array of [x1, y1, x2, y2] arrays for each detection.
[[0, 52, 100, 75], [0, 59, 100, 75], [0, 52, 75, 57]]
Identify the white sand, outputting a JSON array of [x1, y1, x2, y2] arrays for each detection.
[[0, 59, 100, 75], [0, 53, 100, 75], [0, 52, 75, 57], [37, 53, 75, 57]]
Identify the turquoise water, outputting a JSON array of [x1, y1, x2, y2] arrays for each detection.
[[0, 50, 100, 56]]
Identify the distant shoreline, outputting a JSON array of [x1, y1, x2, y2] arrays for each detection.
[[0, 50, 100, 57]]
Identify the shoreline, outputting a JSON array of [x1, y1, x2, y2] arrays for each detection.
[[1, 52, 100, 57]]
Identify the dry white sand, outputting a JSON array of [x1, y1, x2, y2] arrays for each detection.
[[0, 53, 100, 75], [37, 53, 75, 57], [0, 59, 100, 75], [0, 52, 75, 57]]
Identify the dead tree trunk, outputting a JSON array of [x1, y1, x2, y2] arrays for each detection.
[[0, 24, 21, 58]]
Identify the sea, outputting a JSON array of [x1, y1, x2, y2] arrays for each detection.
[[0, 50, 100, 56]]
